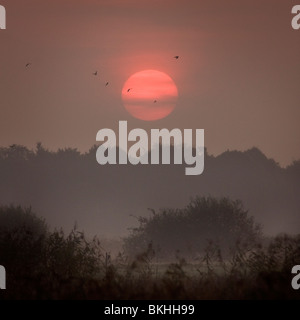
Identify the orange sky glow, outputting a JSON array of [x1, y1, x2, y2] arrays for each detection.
[[0, 0, 299, 165]]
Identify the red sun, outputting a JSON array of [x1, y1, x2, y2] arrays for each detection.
[[121, 70, 178, 121]]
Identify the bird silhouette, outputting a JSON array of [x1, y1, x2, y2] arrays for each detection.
[[93, 71, 98, 76], [154, 100, 157, 103], [147, 208, 156, 216], [105, 82, 109, 86], [25, 63, 31, 67], [127, 88, 133, 93], [174, 56, 179, 59]]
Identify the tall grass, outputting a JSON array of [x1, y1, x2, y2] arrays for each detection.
[[0, 206, 299, 299]]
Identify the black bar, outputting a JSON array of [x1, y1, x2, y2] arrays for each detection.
[[0, 300, 297, 318]]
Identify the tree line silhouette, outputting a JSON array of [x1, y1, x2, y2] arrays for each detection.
[[0, 143, 299, 237]]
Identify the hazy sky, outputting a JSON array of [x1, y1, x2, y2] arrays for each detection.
[[1, 0, 300, 166]]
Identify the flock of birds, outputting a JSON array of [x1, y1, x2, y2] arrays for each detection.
[[25, 55, 180, 104]]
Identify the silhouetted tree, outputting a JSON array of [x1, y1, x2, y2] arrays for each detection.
[[124, 196, 262, 259], [0, 205, 47, 275], [0, 206, 103, 299]]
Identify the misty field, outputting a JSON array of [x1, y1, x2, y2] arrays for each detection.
[[0, 201, 299, 300]]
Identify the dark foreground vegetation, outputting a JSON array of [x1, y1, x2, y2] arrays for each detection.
[[0, 200, 299, 300]]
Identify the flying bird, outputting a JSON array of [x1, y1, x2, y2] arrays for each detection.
[[174, 56, 179, 59], [147, 208, 156, 216], [154, 100, 157, 103], [93, 71, 98, 76], [25, 63, 31, 67], [127, 88, 133, 93], [105, 82, 109, 86]]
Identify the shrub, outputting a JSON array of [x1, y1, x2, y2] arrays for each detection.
[[124, 196, 262, 259]]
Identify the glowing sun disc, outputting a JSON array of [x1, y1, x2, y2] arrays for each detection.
[[122, 70, 178, 121]]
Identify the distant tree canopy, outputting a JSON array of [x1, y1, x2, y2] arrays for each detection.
[[124, 196, 262, 259], [0, 143, 299, 237]]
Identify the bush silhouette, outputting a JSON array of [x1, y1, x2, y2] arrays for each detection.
[[124, 196, 262, 259], [0, 206, 47, 275], [0, 205, 103, 299]]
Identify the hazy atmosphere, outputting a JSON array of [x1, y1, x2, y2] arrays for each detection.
[[0, 0, 300, 300], [1, 0, 300, 166]]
